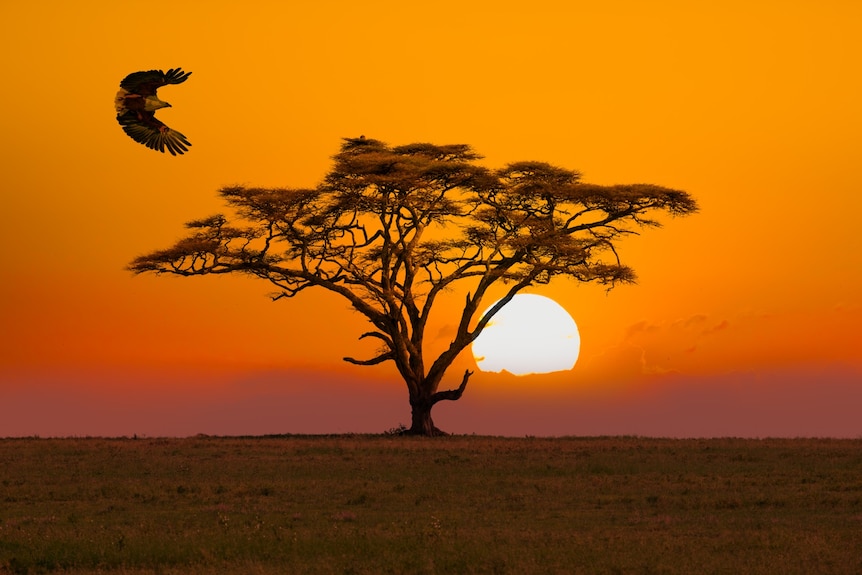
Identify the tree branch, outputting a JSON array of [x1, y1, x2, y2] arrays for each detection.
[[343, 351, 395, 366], [430, 369, 473, 404], [358, 331, 394, 346]]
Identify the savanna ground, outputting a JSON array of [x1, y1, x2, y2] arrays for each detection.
[[1, 435, 861, 574]]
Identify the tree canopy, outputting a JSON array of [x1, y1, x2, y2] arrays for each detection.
[[130, 137, 698, 434]]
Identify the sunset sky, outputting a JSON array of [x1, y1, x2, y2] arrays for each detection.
[[1, 1, 860, 437]]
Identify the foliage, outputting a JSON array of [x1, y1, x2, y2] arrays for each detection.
[[2, 436, 861, 574], [129, 138, 698, 434]]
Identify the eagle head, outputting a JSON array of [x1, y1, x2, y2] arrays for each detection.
[[144, 96, 171, 112]]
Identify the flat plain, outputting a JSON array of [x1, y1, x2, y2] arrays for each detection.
[[1, 435, 861, 574]]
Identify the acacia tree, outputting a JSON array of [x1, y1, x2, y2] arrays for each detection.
[[129, 137, 697, 435]]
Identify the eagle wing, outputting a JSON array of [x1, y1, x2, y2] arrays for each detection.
[[116, 68, 192, 155], [119, 68, 191, 96], [117, 110, 191, 156]]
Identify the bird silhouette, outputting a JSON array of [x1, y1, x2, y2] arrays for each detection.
[[115, 68, 192, 155]]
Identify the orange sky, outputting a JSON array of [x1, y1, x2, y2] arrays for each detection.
[[1, 1, 860, 437]]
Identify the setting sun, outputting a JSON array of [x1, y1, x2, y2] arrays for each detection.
[[472, 294, 580, 376]]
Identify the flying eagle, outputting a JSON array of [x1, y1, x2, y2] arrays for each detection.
[[115, 68, 192, 155]]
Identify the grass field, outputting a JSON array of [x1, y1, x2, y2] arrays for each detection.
[[1, 435, 861, 574]]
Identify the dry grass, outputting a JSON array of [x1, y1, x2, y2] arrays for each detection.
[[2, 435, 861, 574]]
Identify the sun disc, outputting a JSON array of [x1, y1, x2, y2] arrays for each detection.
[[471, 294, 580, 376]]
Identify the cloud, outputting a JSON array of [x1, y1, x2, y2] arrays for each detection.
[[701, 319, 730, 336], [601, 313, 735, 380], [673, 314, 708, 328], [624, 320, 661, 340], [629, 314, 733, 342]]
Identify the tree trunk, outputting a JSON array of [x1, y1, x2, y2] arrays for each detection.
[[405, 370, 472, 436], [408, 400, 446, 436]]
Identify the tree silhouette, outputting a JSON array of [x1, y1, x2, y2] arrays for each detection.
[[129, 137, 698, 435]]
